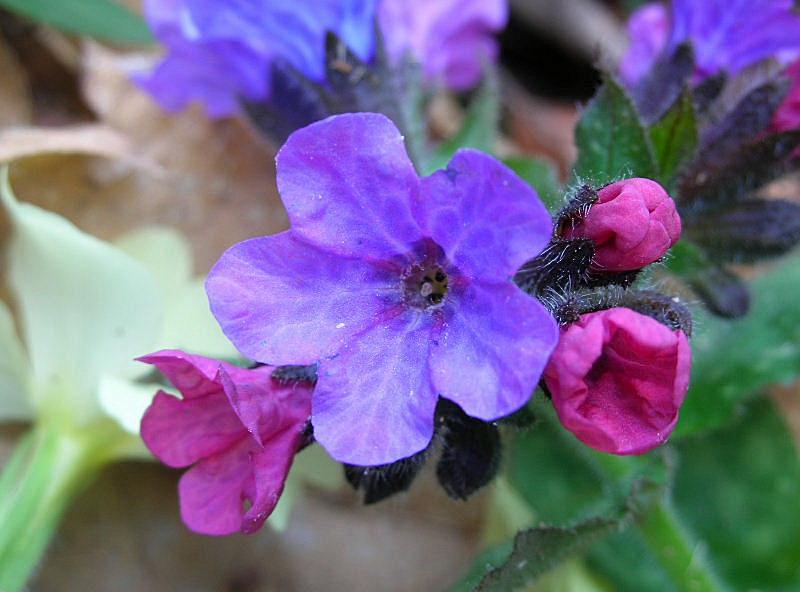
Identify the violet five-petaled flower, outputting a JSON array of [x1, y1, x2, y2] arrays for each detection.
[[620, 0, 800, 86], [137, 0, 508, 117], [565, 178, 681, 272], [206, 112, 559, 466], [139, 350, 311, 535], [544, 308, 692, 455]]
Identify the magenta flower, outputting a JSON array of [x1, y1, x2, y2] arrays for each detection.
[[206, 113, 558, 466], [137, 0, 507, 117], [544, 308, 691, 455], [139, 350, 311, 535], [773, 60, 800, 134], [564, 178, 681, 272], [620, 0, 800, 86]]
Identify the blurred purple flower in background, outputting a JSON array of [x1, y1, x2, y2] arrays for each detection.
[[137, 0, 508, 117], [206, 113, 558, 466], [620, 0, 800, 86], [139, 350, 311, 535]]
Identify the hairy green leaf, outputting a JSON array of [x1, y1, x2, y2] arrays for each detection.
[[573, 75, 657, 185]]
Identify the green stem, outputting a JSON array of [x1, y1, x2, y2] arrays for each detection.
[[636, 499, 727, 592], [0, 419, 121, 592]]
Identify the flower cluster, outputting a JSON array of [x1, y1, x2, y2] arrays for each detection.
[[137, 0, 508, 117], [139, 112, 693, 534], [618, 1, 800, 318]]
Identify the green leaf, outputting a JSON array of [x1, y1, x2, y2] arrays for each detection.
[[674, 399, 800, 589], [593, 398, 800, 591], [573, 75, 657, 185], [0, 0, 153, 44], [649, 89, 698, 190], [473, 517, 624, 592], [675, 252, 800, 437], [424, 69, 500, 175], [1, 168, 163, 424], [503, 156, 562, 212], [507, 400, 668, 525]]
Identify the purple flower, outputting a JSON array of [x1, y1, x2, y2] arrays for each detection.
[[139, 350, 312, 535], [378, 0, 508, 91], [620, 0, 800, 86], [136, 0, 507, 117], [206, 113, 558, 465]]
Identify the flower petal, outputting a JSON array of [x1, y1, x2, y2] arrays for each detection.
[[206, 232, 399, 365], [0, 169, 162, 422], [177, 437, 255, 535], [275, 113, 423, 258], [137, 349, 227, 399], [313, 312, 437, 465], [429, 281, 558, 420], [0, 299, 32, 421], [418, 149, 552, 281], [243, 425, 306, 533], [140, 390, 244, 468], [217, 365, 311, 447]]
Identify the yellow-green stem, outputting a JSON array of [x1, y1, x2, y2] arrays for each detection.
[[0, 419, 122, 591]]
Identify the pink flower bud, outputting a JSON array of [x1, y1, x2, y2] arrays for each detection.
[[566, 178, 681, 272], [543, 307, 691, 455], [773, 60, 800, 134]]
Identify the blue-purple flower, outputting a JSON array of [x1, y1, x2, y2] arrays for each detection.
[[620, 0, 800, 86], [206, 113, 558, 465], [137, 0, 508, 117]]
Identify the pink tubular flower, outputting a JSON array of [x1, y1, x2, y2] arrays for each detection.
[[566, 178, 681, 272], [544, 308, 691, 455], [139, 350, 311, 535]]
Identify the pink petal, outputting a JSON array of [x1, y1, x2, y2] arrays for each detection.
[[545, 308, 691, 455], [177, 437, 255, 536], [217, 365, 312, 447], [243, 425, 307, 533], [137, 350, 227, 399], [141, 390, 245, 468]]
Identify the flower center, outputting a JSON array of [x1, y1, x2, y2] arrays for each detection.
[[403, 264, 449, 309]]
